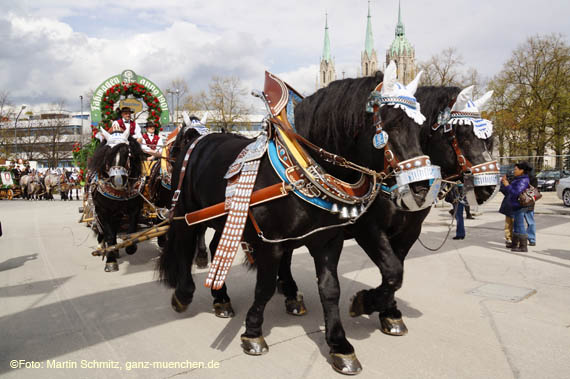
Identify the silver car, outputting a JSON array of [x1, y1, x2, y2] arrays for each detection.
[[556, 176, 570, 207]]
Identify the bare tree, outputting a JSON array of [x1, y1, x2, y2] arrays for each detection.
[[204, 76, 253, 131], [418, 47, 465, 86], [0, 91, 13, 157], [37, 101, 75, 167]]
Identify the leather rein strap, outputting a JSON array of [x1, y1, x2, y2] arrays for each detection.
[[169, 134, 208, 221], [269, 116, 384, 180]]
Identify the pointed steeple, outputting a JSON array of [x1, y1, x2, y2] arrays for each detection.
[[386, 0, 416, 85], [319, 12, 336, 88], [322, 13, 331, 62], [395, 0, 405, 37], [361, 1, 378, 77], [364, 1, 374, 56]]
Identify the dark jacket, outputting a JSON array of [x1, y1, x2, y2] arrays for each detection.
[[505, 174, 530, 211], [499, 182, 512, 217]]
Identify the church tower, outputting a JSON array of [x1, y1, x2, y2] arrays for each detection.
[[361, 1, 378, 77], [386, 0, 416, 84], [318, 14, 336, 88]]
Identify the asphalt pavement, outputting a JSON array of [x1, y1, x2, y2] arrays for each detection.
[[0, 192, 569, 378]]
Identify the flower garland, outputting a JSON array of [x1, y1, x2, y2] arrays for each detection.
[[73, 81, 165, 183], [99, 82, 163, 131]]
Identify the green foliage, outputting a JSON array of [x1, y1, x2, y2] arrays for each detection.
[[487, 34, 570, 170]]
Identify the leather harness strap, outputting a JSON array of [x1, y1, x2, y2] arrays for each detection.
[[169, 134, 208, 221]]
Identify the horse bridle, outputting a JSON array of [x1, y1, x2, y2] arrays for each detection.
[[106, 145, 133, 190]]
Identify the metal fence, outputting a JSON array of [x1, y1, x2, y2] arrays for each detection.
[[498, 155, 570, 173]]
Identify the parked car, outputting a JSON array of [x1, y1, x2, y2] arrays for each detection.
[[556, 176, 570, 207], [537, 170, 570, 191]]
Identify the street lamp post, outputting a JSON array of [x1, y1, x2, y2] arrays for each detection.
[[174, 89, 180, 124], [14, 104, 27, 160], [80, 95, 84, 132], [166, 89, 175, 124]]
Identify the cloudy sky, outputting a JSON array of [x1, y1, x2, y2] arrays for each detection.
[[1, 0, 568, 113]]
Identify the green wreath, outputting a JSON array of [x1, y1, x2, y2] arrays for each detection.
[[98, 82, 163, 130]]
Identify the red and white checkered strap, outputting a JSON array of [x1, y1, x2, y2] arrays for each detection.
[[205, 160, 260, 289]]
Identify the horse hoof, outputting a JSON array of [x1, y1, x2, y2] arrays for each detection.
[[195, 254, 208, 269], [171, 293, 189, 313], [330, 353, 362, 375], [380, 316, 408, 336], [214, 302, 235, 318], [104, 262, 119, 272], [349, 290, 367, 317], [285, 293, 307, 316], [125, 245, 137, 255], [241, 335, 268, 356]]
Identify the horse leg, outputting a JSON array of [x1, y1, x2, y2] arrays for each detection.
[[277, 249, 307, 316], [310, 234, 362, 374], [207, 230, 234, 318], [125, 199, 141, 255], [240, 245, 282, 356], [350, 227, 406, 336], [169, 224, 198, 313], [194, 225, 209, 269], [101, 218, 120, 272]]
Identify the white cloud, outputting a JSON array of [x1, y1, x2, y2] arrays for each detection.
[[1, 0, 569, 110]]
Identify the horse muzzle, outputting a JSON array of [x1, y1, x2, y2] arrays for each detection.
[[108, 166, 129, 190], [391, 156, 442, 211], [464, 160, 501, 210]]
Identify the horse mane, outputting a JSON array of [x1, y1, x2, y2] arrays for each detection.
[[170, 126, 201, 162], [415, 86, 461, 148], [294, 71, 384, 154]]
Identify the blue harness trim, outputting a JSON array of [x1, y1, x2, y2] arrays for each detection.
[[268, 140, 332, 211]]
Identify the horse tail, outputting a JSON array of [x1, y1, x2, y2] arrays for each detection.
[[157, 222, 198, 288]]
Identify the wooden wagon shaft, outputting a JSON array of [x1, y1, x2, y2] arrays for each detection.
[[91, 225, 170, 256], [184, 182, 291, 226]]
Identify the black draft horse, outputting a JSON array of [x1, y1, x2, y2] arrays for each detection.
[[158, 71, 432, 374], [263, 85, 499, 337], [345, 85, 498, 333], [89, 135, 145, 272]]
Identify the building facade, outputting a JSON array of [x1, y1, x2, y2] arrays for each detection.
[[317, 1, 417, 85], [0, 110, 90, 168]]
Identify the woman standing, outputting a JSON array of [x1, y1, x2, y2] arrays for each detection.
[[501, 162, 532, 252]]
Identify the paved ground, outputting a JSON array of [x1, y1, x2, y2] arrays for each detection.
[[0, 193, 569, 378]]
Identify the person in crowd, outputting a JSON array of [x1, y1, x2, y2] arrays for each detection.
[[95, 107, 143, 142], [446, 184, 467, 240], [141, 122, 163, 160], [501, 161, 532, 252], [526, 172, 538, 246], [499, 174, 514, 248]]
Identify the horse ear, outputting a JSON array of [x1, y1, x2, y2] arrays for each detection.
[[182, 111, 191, 127], [100, 128, 111, 141], [200, 112, 208, 125], [406, 70, 423, 95], [451, 85, 474, 112], [474, 90, 494, 109], [381, 61, 398, 96]]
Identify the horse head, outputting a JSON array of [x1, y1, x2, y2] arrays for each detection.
[[366, 61, 441, 211], [90, 127, 144, 191], [418, 85, 498, 207]]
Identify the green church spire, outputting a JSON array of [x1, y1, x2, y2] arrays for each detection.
[[364, 1, 374, 56], [395, 0, 405, 37], [322, 13, 331, 62]]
